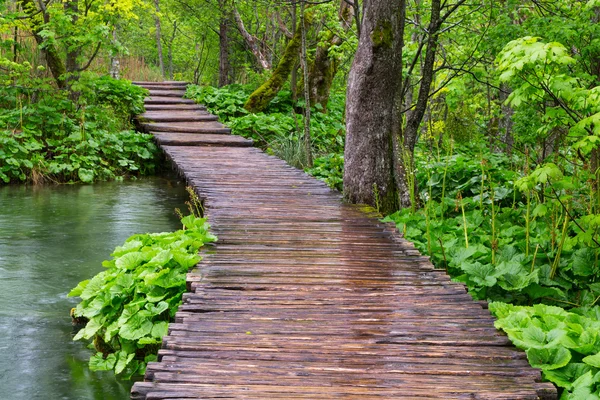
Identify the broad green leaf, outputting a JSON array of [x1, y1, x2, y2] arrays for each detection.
[[89, 352, 116, 371], [119, 314, 153, 341], [151, 321, 169, 339], [114, 351, 135, 375], [583, 353, 600, 368], [526, 347, 572, 370], [68, 280, 89, 297], [115, 251, 146, 270]]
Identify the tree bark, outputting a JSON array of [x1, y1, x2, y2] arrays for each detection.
[[168, 20, 177, 80], [343, 0, 406, 214], [154, 0, 165, 78], [110, 29, 120, 79]]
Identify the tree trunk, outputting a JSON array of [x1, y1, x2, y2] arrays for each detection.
[[168, 20, 177, 80], [233, 6, 271, 70], [403, 0, 441, 153], [343, 0, 406, 214], [110, 29, 120, 79], [244, 16, 309, 113], [19, 0, 66, 88], [218, 7, 230, 87], [154, 0, 165, 79], [300, 1, 312, 167], [306, 0, 354, 112]]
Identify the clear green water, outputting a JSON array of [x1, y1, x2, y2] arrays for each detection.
[[0, 176, 187, 400]]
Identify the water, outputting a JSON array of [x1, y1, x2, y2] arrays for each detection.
[[0, 176, 188, 400]]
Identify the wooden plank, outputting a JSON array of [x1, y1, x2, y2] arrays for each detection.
[[153, 133, 253, 147], [143, 121, 231, 134]]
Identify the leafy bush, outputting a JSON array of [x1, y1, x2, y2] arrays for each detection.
[[69, 211, 216, 378], [185, 84, 346, 160], [0, 77, 158, 184], [306, 153, 344, 191], [78, 75, 149, 122], [385, 147, 600, 307], [490, 302, 600, 399]]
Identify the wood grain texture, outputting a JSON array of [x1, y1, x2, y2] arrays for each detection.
[[130, 83, 557, 400]]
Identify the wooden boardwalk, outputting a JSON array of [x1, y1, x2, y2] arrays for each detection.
[[131, 81, 556, 399]]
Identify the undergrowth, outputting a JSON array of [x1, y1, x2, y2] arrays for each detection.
[[69, 188, 216, 378], [0, 74, 158, 184]]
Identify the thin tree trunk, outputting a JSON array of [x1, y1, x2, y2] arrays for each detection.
[[218, 5, 230, 87], [403, 0, 441, 152], [290, 4, 298, 101], [233, 5, 271, 70], [244, 17, 308, 113], [154, 0, 165, 79], [168, 20, 177, 80], [300, 0, 312, 167], [344, 0, 406, 214], [110, 29, 120, 79]]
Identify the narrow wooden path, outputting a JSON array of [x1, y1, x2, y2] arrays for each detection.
[[131, 81, 556, 399]]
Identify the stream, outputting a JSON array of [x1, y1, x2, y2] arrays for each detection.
[[0, 175, 187, 400]]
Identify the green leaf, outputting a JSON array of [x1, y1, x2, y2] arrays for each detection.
[[78, 167, 95, 183], [583, 353, 600, 368], [115, 251, 146, 270], [151, 321, 169, 339], [68, 280, 89, 297], [89, 352, 116, 371], [118, 313, 153, 340], [114, 351, 135, 375], [526, 347, 572, 370]]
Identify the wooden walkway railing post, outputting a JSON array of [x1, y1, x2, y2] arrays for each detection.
[[130, 81, 557, 399]]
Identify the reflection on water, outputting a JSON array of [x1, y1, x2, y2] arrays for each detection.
[[0, 175, 187, 399]]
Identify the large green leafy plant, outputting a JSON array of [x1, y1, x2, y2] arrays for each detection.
[[491, 302, 600, 399], [0, 75, 157, 184], [69, 192, 216, 377]]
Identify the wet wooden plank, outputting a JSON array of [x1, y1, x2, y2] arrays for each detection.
[[130, 84, 557, 400], [143, 121, 231, 134], [153, 133, 253, 147]]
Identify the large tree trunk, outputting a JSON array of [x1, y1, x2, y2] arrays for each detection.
[[244, 17, 308, 113], [19, 0, 66, 88], [154, 0, 165, 78], [343, 0, 406, 214]]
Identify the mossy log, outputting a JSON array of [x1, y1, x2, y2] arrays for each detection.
[[244, 16, 312, 113]]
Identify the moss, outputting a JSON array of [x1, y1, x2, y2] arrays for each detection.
[[371, 20, 393, 49], [244, 14, 313, 113]]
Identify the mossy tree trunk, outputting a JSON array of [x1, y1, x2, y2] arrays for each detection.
[[244, 17, 309, 113]]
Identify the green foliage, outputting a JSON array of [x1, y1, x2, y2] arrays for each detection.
[[78, 75, 149, 122], [384, 144, 600, 307], [69, 212, 216, 378], [306, 153, 344, 191], [490, 302, 600, 398], [185, 84, 345, 157], [0, 76, 158, 184]]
